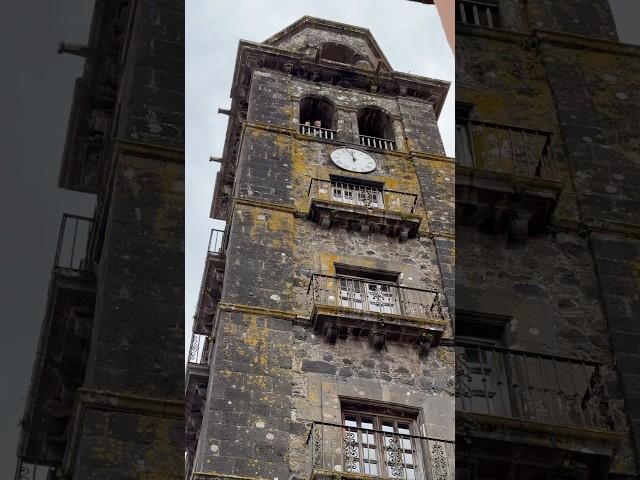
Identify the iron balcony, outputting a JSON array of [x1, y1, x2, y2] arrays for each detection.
[[456, 342, 619, 433], [307, 421, 453, 480], [307, 179, 422, 240], [308, 274, 447, 352]]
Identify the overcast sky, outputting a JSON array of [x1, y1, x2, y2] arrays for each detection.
[[185, 0, 456, 357], [1, 0, 96, 474]]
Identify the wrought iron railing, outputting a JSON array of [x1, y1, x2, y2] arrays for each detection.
[[359, 134, 396, 151], [455, 342, 616, 431], [307, 422, 452, 480], [187, 332, 212, 365], [54, 213, 93, 271], [308, 179, 419, 214], [456, 120, 557, 179], [456, 0, 499, 27], [208, 227, 226, 254], [308, 274, 442, 321], [14, 458, 56, 480], [300, 123, 337, 140]]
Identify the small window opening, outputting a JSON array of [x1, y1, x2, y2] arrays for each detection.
[[357, 107, 395, 150], [320, 42, 357, 64], [456, 0, 499, 28], [300, 97, 336, 132], [334, 265, 401, 314]]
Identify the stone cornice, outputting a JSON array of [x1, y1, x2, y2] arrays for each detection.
[[62, 389, 183, 476], [411, 151, 455, 164], [534, 30, 640, 57], [193, 473, 267, 480], [551, 217, 640, 240], [233, 197, 297, 214], [457, 23, 640, 58], [113, 137, 185, 164], [217, 302, 299, 320]]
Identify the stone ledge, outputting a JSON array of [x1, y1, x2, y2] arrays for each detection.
[[309, 198, 422, 240], [217, 302, 299, 320], [234, 197, 297, 214], [62, 389, 183, 476], [114, 137, 185, 163], [456, 411, 624, 457], [192, 472, 269, 480]]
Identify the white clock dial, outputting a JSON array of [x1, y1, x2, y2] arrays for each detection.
[[330, 148, 377, 173]]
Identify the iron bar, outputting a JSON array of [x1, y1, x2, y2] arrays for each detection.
[[454, 342, 615, 432], [460, 120, 555, 179], [457, 0, 499, 26], [306, 421, 452, 480], [308, 274, 441, 322], [54, 214, 93, 270], [208, 228, 226, 254], [359, 134, 396, 151], [300, 124, 336, 140], [308, 178, 418, 215]]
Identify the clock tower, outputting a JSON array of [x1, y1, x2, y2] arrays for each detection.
[[186, 17, 455, 480]]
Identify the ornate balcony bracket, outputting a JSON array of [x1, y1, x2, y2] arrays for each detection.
[[455, 342, 623, 459], [456, 410, 624, 480], [456, 166, 562, 239], [312, 304, 444, 352], [309, 275, 447, 355], [308, 179, 422, 241]]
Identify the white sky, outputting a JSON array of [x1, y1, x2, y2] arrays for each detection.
[[185, 0, 455, 357]]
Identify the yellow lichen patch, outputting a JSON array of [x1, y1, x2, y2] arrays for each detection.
[[141, 419, 180, 479], [631, 257, 640, 289], [291, 142, 313, 213], [241, 315, 270, 368], [245, 374, 269, 390]]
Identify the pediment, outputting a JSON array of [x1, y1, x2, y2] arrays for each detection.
[[264, 16, 393, 73]]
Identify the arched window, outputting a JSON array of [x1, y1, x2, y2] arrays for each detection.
[[319, 42, 357, 65], [357, 107, 396, 150], [299, 97, 336, 140]]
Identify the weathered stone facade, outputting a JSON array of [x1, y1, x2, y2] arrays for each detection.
[[187, 17, 455, 480], [16, 0, 184, 478], [456, 0, 640, 478]]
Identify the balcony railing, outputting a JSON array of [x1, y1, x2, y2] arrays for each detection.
[[455, 342, 616, 432], [208, 227, 226, 254], [54, 214, 93, 271], [300, 123, 337, 140], [308, 179, 419, 214], [359, 134, 396, 151], [307, 421, 453, 480], [308, 274, 442, 322], [187, 333, 212, 365], [456, 120, 556, 179], [456, 0, 499, 27], [14, 458, 56, 480]]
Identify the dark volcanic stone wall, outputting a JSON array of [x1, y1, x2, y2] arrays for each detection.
[[456, 1, 640, 476], [538, 34, 640, 474], [70, 0, 185, 478]]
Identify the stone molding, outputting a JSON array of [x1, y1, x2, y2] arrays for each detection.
[[217, 302, 299, 320], [113, 137, 185, 164], [62, 388, 183, 476]]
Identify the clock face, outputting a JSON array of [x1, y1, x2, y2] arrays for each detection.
[[330, 148, 377, 173]]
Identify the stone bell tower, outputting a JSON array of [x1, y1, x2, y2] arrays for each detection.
[[186, 16, 455, 480]]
